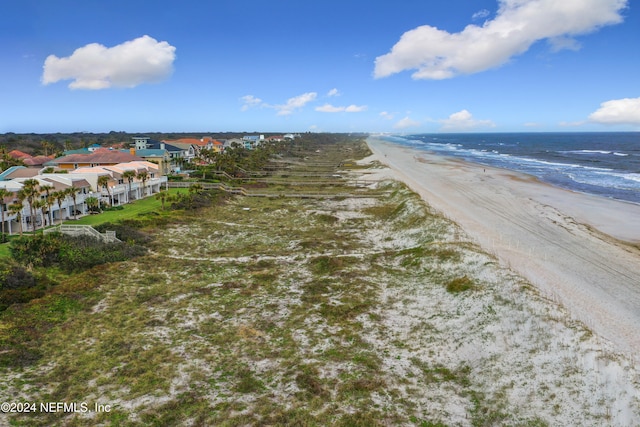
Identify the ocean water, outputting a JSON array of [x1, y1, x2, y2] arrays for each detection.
[[381, 132, 640, 204]]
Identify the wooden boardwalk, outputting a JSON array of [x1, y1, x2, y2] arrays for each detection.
[[167, 181, 385, 199], [44, 224, 120, 243]]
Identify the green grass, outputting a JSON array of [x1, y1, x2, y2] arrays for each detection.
[[0, 243, 9, 259], [68, 188, 182, 226], [0, 190, 183, 259]]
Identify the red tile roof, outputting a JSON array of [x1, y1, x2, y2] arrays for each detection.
[[8, 150, 31, 159], [23, 156, 52, 166]]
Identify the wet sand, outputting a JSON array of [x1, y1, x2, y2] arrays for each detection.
[[365, 137, 640, 358]]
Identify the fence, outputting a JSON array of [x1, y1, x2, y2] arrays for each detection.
[[44, 224, 121, 243], [167, 181, 385, 199]]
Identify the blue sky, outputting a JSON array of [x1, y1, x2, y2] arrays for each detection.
[[1, 0, 639, 133]]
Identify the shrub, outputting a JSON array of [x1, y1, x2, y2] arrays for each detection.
[[169, 190, 229, 211], [315, 213, 339, 224], [94, 222, 152, 245], [56, 236, 147, 272], [10, 233, 147, 272], [446, 276, 474, 293], [0, 260, 48, 311], [309, 256, 343, 276], [0, 288, 46, 311], [0, 260, 36, 290], [9, 234, 63, 268]]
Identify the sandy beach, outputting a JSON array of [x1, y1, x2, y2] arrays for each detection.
[[365, 137, 640, 358]]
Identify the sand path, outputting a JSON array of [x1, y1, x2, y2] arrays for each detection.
[[366, 137, 640, 358]]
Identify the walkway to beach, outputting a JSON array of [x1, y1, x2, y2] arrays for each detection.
[[366, 137, 640, 358]]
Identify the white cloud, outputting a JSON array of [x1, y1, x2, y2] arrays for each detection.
[[345, 105, 367, 112], [472, 9, 491, 20], [327, 88, 340, 97], [275, 92, 317, 116], [588, 97, 640, 125], [559, 120, 587, 127], [240, 95, 264, 111], [380, 111, 395, 120], [439, 110, 495, 131], [394, 117, 421, 129], [316, 104, 344, 113], [316, 104, 367, 113], [315, 103, 367, 113], [374, 0, 627, 80], [548, 35, 582, 52], [42, 35, 176, 89]]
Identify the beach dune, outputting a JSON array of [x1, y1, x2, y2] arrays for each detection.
[[366, 137, 640, 358]]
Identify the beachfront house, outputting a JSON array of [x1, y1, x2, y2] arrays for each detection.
[[0, 176, 92, 234], [0, 158, 167, 235], [160, 137, 228, 168], [73, 161, 165, 204], [242, 135, 264, 150]]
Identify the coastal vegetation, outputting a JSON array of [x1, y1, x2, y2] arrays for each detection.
[[0, 132, 304, 157], [0, 135, 637, 426]]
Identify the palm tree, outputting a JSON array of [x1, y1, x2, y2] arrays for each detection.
[[122, 170, 136, 202], [189, 183, 204, 194], [8, 203, 23, 236], [155, 190, 168, 210], [97, 175, 112, 206], [20, 179, 39, 232], [85, 196, 100, 213], [137, 171, 149, 197], [66, 187, 81, 220], [39, 184, 54, 226], [41, 140, 54, 156], [0, 188, 13, 236], [215, 151, 238, 176], [1, 147, 23, 172], [32, 199, 46, 231], [53, 190, 67, 224], [46, 193, 57, 227]]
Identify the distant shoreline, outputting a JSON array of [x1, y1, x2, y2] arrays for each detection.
[[365, 136, 640, 358], [372, 132, 640, 205]]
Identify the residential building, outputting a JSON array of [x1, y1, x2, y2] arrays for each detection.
[[0, 160, 166, 235], [242, 135, 264, 150], [49, 151, 144, 170], [0, 166, 38, 181], [0, 176, 92, 233]]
